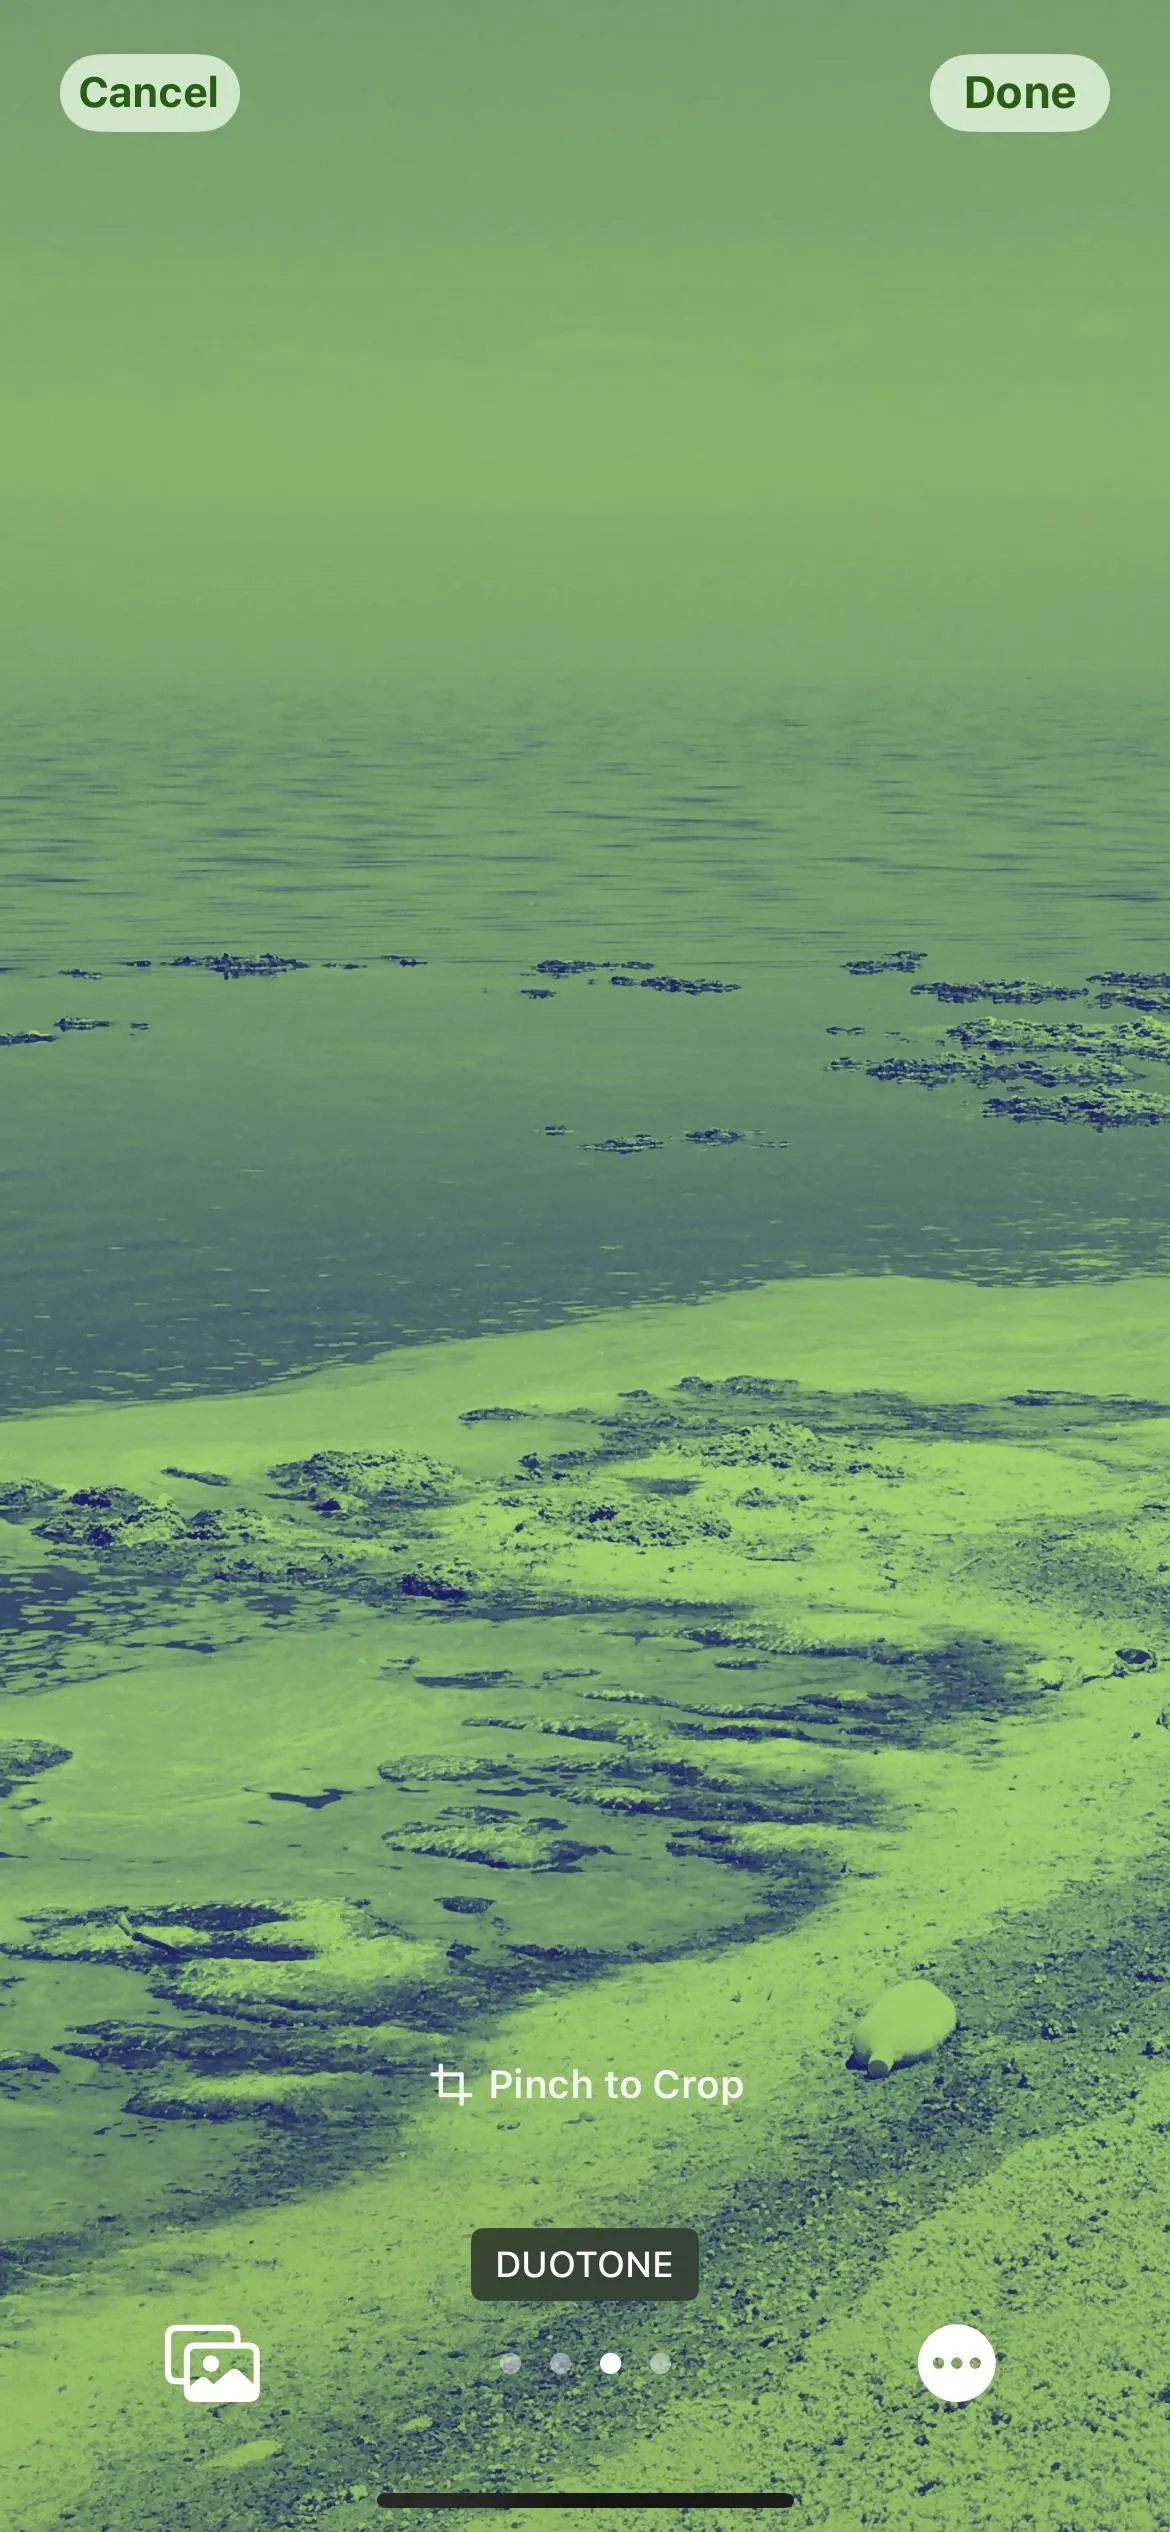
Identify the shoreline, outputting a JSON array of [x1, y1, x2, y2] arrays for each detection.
[[2, 1270, 1170, 2527]]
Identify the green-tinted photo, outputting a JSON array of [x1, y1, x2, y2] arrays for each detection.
[[2, 5, 1169, 2526]]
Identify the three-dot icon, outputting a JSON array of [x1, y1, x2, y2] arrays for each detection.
[[917, 2324, 997, 2403]]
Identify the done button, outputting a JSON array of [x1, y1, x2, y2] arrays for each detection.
[[471, 2228, 700, 2303], [930, 55, 1109, 134]]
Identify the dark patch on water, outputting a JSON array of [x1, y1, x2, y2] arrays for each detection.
[[168, 951, 310, 979], [464, 1380, 1170, 1452], [460, 1407, 532, 1424], [570, 1632, 1041, 1750], [842, 950, 925, 975], [413, 1670, 517, 1689], [600, 1377, 1170, 1447], [267, 1787, 351, 1810], [0, 1739, 72, 1796], [268, 1448, 460, 1512], [607, 972, 740, 995], [849, 958, 1170, 1131], [910, 978, 1087, 1005], [580, 1135, 664, 1154]]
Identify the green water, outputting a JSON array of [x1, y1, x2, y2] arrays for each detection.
[[3, 685, 1170, 2530], [4, 687, 1170, 1411]]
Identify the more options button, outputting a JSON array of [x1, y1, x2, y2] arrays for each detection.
[[61, 56, 240, 132], [471, 2228, 700, 2302], [930, 55, 1109, 134]]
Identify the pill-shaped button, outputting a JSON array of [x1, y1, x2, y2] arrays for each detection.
[[930, 56, 1109, 134], [60, 56, 240, 133], [471, 2228, 700, 2302]]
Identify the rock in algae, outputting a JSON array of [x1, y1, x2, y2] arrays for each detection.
[[851, 1977, 956, 2079]]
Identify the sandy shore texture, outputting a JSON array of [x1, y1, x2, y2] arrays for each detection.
[[3, 1273, 1170, 2528]]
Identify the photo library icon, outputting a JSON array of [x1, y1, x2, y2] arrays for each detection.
[[164, 2321, 261, 2405]]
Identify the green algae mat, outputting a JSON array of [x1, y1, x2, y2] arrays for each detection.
[[4, 1268, 1170, 2528]]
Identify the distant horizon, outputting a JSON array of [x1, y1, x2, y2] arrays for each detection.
[[3, 1, 1169, 682]]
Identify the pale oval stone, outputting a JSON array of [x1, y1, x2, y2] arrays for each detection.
[[852, 1977, 957, 2079]]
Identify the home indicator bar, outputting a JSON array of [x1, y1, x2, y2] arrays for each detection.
[[377, 2497, 798, 2511]]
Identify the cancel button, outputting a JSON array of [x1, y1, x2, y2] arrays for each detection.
[[471, 2226, 699, 2302]]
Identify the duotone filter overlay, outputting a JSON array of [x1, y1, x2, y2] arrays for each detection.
[[1, 4, 1169, 2526]]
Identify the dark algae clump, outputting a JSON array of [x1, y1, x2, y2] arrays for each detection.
[[842, 959, 1170, 1128], [0, 1739, 72, 1797], [985, 1086, 1170, 1129], [580, 1134, 664, 1154], [909, 978, 1087, 1005], [841, 950, 926, 974], [609, 971, 740, 994], [167, 951, 310, 979]]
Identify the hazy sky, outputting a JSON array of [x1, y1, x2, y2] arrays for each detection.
[[4, 2, 1168, 682]]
